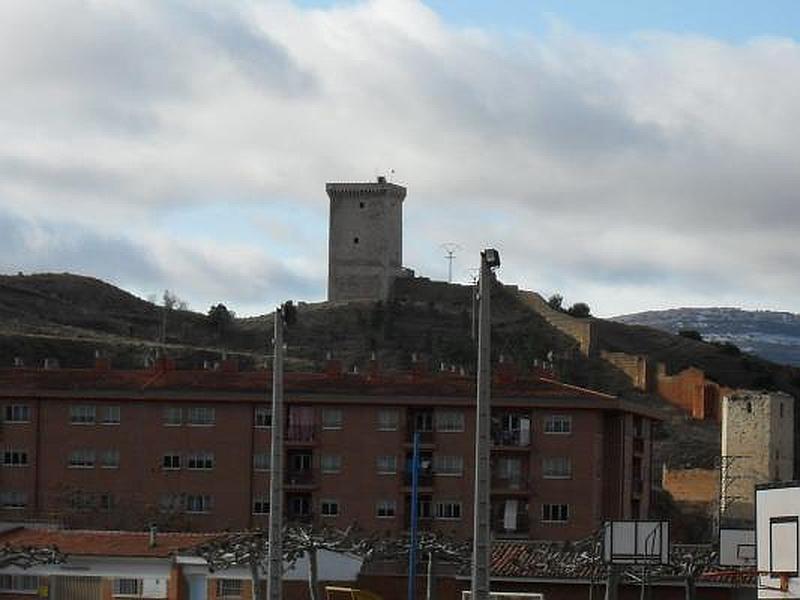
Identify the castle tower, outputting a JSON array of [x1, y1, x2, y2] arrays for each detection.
[[720, 390, 795, 523], [326, 177, 406, 302]]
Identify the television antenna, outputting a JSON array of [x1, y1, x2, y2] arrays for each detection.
[[441, 243, 461, 283]]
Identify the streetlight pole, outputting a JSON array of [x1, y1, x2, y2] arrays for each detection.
[[267, 307, 285, 600], [472, 249, 499, 600]]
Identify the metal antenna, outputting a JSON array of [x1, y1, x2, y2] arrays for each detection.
[[441, 243, 461, 283]]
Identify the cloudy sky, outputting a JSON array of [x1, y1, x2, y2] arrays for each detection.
[[1, 0, 799, 317]]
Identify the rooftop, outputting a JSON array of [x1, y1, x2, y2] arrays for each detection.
[[0, 365, 663, 418], [0, 527, 222, 559]]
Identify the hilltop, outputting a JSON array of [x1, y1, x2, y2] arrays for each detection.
[[613, 307, 800, 367]]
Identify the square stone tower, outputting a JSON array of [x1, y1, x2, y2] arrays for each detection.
[[720, 390, 795, 522], [326, 177, 406, 302]]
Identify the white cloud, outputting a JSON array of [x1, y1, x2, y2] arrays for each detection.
[[0, 0, 799, 316]]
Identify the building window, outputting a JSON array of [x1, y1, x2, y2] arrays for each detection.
[[542, 457, 572, 479], [186, 407, 215, 426], [253, 453, 271, 472], [162, 454, 181, 470], [216, 580, 243, 600], [99, 493, 115, 511], [69, 491, 96, 512], [435, 501, 462, 520], [112, 579, 143, 598], [186, 452, 215, 470], [2, 449, 28, 467], [253, 497, 270, 515], [321, 408, 343, 430], [68, 449, 95, 468], [3, 405, 31, 423], [159, 494, 183, 513], [163, 407, 182, 426], [321, 454, 342, 473], [101, 449, 120, 469], [376, 500, 396, 518], [544, 415, 572, 434], [433, 455, 463, 476], [255, 406, 272, 428], [435, 410, 465, 432], [70, 405, 96, 425], [376, 455, 397, 474], [321, 499, 340, 517], [0, 575, 40, 593], [781, 402, 785, 418], [101, 406, 120, 425], [542, 503, 569, 523], [377, 408, 400, 431], [185, 494, 212, 514], [0, 491, 27, 509]]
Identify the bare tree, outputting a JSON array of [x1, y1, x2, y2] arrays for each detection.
[[0, 544, 65, 569]]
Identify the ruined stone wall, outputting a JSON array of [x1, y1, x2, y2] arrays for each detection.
[[601, 351, 649, 390], [517, 291, 597, 355], [327, 180, 405, 302], [662, 467, 718, 505]]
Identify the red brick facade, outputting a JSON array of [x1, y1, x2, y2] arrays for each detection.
[[0, 367, 658, 541]]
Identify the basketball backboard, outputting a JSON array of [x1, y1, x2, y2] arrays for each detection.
[[603, 521, 670, 565], [756, 482, 800, 598], [719, 528, 756, 567]]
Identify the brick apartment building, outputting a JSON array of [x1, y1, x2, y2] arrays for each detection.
[[0, 361, 660, 541]]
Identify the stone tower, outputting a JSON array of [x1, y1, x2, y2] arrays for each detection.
[[720, 390, 795, 523], [326, 177, 406, 302]]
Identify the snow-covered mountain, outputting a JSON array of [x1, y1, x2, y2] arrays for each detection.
[[612, 308, 800, 367]]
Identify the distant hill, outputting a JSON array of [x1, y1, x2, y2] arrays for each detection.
[[613, 307, 800, 367]]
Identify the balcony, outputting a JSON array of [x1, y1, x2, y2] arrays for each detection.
[[403, 471, 434, 488], [286, 512, 314, 525], [491, 474, 529, 494], [491, 428, 531, 449], [285, 470, 316, 489], [285, 424, 316, 445], [405, 429, 435, 445], [491, 512, 530, 538]]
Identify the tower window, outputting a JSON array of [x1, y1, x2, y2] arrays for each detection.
[[359, 202, 365, 209], [353, 237, 359, 245]]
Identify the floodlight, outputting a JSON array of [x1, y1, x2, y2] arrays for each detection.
[[483, 248, 501, 269]]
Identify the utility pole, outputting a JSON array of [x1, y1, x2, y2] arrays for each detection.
[[441, 243, 461, 284], [267, 307, 285, 600], [408, 432, 421, 600], [472, 249, 500, 600]]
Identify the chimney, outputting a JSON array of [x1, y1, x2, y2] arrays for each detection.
[[377, 175, 387, 184], [324, 353, 343, 379], [94, 350, 111, 371], [12, 357, 24, 368], [149, 525, 158, 548]]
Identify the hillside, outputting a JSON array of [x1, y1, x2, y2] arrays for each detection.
[[613, 307, 800, 367]]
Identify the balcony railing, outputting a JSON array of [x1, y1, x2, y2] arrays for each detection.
[[491, 512, 530, 536], [405, 429, 435, 444], [285, 470, 316, 487], [286, 512, 314, 524], [286, 424, 316, 443], [491, 474, 529, 492], [403, 471, 434, 488], [491, 429, 531, 448]]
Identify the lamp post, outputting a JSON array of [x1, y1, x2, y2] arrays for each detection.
[[267, 307, 285, 600], [471, 249, 500, 600]]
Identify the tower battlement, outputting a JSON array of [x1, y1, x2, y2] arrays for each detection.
[[327, 177, 406, 302]]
